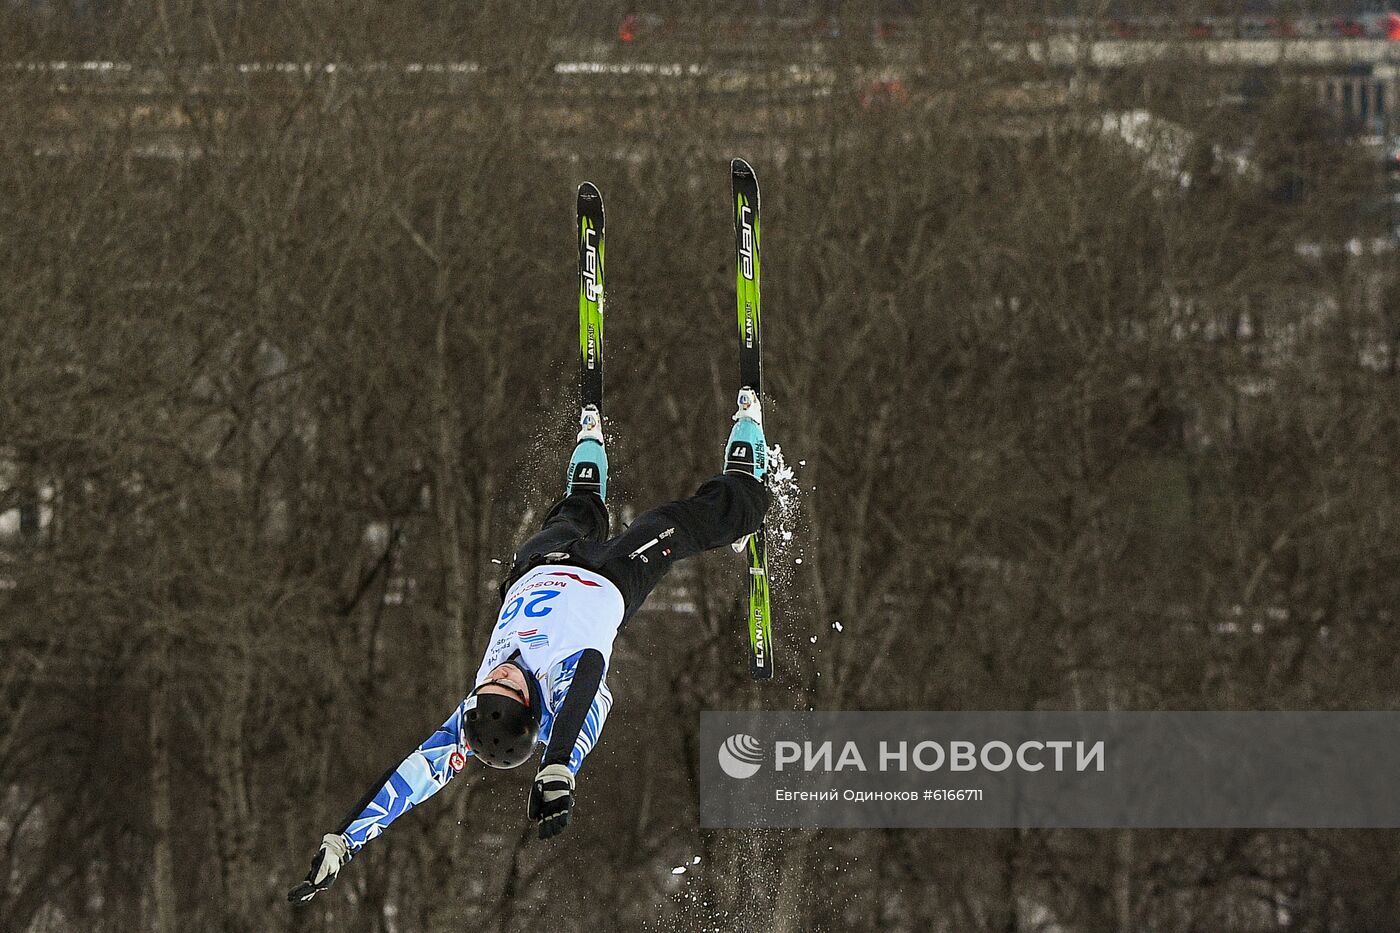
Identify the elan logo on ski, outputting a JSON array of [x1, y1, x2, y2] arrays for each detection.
[[737, 201, 755, 281], [582, 225, 602, 302]]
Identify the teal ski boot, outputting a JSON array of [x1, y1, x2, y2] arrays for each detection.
[[566, 405, 608, 499], [725, 388, 765, 551], [724, 388, 766, 482]]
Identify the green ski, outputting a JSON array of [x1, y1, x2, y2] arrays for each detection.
[[577, 182, 605, 413], [731, 158, 773, 681]]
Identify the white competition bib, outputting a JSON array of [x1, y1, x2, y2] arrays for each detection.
[[475, 564, 625, 697]]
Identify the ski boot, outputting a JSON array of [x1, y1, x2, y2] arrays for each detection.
[[724, 388, 766, 482], [726, 389, 765, 552], [566, 405, 608, 499]]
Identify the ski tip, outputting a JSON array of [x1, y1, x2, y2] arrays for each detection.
[[730, 158, 754, 178], [578, 182, 603, 209]]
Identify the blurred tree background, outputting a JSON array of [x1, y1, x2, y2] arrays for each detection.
[[3, 1, 1400, 930]]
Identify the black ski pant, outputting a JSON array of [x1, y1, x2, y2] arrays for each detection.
[[502, 473, 769, 627]]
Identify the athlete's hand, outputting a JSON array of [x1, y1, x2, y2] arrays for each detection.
[[287, 833, 349, 903], [528, 763, 576, 839]]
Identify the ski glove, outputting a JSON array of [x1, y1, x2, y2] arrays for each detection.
[[287, 833, 349, 903], [528, 763, 575, 840]]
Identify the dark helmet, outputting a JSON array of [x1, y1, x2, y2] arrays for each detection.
[[463, 668, 540, 769]]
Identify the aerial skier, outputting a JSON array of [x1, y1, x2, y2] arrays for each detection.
[[288, 172, 772, 905]]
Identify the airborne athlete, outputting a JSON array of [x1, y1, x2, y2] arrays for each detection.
[[288, 177, 771, 904]]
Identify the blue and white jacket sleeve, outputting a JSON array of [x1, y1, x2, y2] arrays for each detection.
[[540, 648, 613, 775], [334, 703, 471, 856]]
